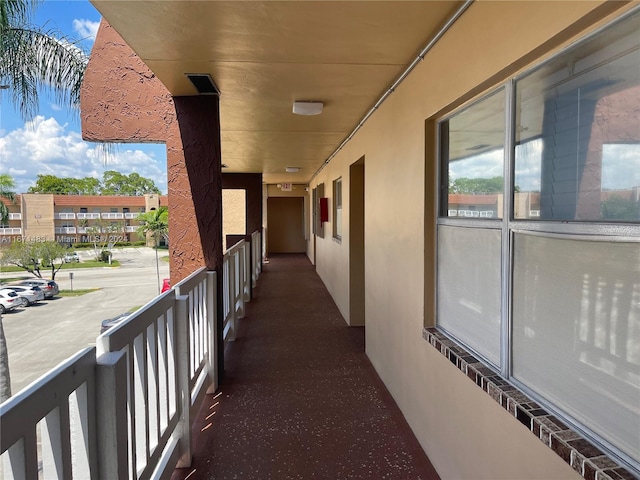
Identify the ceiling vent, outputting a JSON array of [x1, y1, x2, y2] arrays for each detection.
[[186, 74, 220, 95]]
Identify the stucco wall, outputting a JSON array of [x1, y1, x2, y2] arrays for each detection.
[[81, 20, 223, 284], [309, 2, 634, 478]]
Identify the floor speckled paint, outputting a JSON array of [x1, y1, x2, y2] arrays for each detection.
[[171, 254, 439, 480]]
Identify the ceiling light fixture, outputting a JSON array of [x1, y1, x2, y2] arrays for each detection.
[[292, 101, 323, 116], [285, 167, 300, 173]]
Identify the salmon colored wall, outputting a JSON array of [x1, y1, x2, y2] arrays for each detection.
[[309, 2, 635, 479], [81, 20, 223, 284]]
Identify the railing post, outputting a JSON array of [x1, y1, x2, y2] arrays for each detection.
[[175, 294, 192, 468], [206, 271, 218, 394], [96, 350, 128, 480], [244, 241, 251, 302], [238, 246, 246, 319], [228, 260, 236, 341]]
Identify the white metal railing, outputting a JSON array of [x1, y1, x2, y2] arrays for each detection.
[[76, 213, 101, 220], [8, 213, 22, 220], [125, 213, 140, 219], [251, 230, 262, 289], [1, 348, 98, 479], [55, 227, 77, 234], [102, 213, 124, 220], [0, 231, 262, 480], [222, 240, 249, 343], [125, 226, 137, 233], [54, 212, 76, 220], [0, 228, 21, 235]]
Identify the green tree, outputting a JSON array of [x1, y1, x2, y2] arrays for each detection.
[[81, 218, 124, 261], [0, 173, 17, 224], [0, 0, 87, 121], [28, 174, 100, 195], [101, 170, 161, 196], [601, 195, 639, 221], [136, 207, 168, 294], [1, 239, 66, 279], [449, 176, 504, 194]]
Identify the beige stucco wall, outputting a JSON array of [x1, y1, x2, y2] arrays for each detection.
[[308, 2, 635, 479], [21, 194, 55, 241]]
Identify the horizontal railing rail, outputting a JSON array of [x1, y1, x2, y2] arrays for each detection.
[[0, 228, 21, 235], [54, 212, 75, 220], [0, 230, 262, 480]]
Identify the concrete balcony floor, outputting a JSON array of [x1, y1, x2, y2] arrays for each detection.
[[172, 253, 439, 480]]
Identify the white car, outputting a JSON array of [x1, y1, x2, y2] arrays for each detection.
[[63, 251, 80, 263], [4, 285, 45, 306], [0, 288, 21, 314]]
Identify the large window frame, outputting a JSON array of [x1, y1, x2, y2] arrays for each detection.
[[435, 10, 640, 474]]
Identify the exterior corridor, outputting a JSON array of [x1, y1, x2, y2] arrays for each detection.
[[172, 254, 439, 480]]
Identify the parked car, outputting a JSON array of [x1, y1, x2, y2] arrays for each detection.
[[63, 251, 80, 263], [0, 288, 21, 313], [100, 312, 130, 334], [3, 285, 45, 306], [17, 279, 59, 299]]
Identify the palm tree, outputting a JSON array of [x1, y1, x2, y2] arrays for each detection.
[[0, 173, 16, 225], [136, 207, 169, 294], [0, 0, 88, 121], [0, 0, 88, 402]]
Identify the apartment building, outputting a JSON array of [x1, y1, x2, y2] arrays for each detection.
[[72, 2, 640, 479], [0, 193, 166, 247]]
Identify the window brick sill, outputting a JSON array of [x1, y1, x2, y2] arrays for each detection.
[[422, 327, 638, 480]]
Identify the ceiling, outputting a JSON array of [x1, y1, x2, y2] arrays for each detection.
[[90, 1, 466, 185]]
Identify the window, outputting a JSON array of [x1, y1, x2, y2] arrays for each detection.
[[436, 11, 640, 472], [333, 178, 342, 239]]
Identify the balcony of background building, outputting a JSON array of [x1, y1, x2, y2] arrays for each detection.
[[54, 227, 77, 234], [101, 212, 124, 220], [0, 228, 22, 236], [7, 213, 22, 221], [76, 213, 101, 220], [54, 213, 76, 220]]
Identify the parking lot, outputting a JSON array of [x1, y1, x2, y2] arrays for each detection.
[[0, 247, 170, 394]]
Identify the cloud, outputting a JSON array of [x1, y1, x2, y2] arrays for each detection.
[[0, 116, 167, 194], [72, 19, 100, 42]]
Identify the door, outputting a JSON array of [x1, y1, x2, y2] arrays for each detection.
[[267, 197, 306, 253]]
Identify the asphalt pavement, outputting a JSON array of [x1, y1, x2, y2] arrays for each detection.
[[0, 247, 170, 394]]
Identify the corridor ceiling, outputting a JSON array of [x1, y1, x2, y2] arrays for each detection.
[[90, 1, 466, 185]]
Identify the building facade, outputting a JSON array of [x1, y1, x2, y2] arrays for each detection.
[[0, 193, 166, 247], [80, 3, 639, 479]]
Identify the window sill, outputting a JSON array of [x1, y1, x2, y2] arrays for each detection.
[[422, 327, 637, 480]]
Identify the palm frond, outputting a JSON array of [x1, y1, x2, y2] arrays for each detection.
[[0, 24, 88, 120], [0, 0, 40, 30]]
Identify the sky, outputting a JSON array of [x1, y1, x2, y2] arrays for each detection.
[[0, 0, 168, 195]]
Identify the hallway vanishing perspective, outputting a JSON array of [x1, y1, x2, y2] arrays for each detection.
[[172, 254, 439, 479]]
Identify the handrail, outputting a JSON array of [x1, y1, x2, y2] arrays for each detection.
[[0, 229, 262, 479]]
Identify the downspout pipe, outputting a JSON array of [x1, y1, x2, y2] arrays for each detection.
[[311, 0, 474, 181]]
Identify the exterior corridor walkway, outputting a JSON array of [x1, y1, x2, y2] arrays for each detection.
[[172, 254, 439, 480]]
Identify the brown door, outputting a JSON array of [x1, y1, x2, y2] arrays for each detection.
[[267, 197, 306, 253]]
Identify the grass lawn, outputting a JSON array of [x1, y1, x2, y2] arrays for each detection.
[[0, 260, 120, 274], [59, 288, 101, 297]]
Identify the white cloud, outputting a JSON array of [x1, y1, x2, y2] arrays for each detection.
[[72, 19, 100, 42], [0, 116, 167, 194]]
